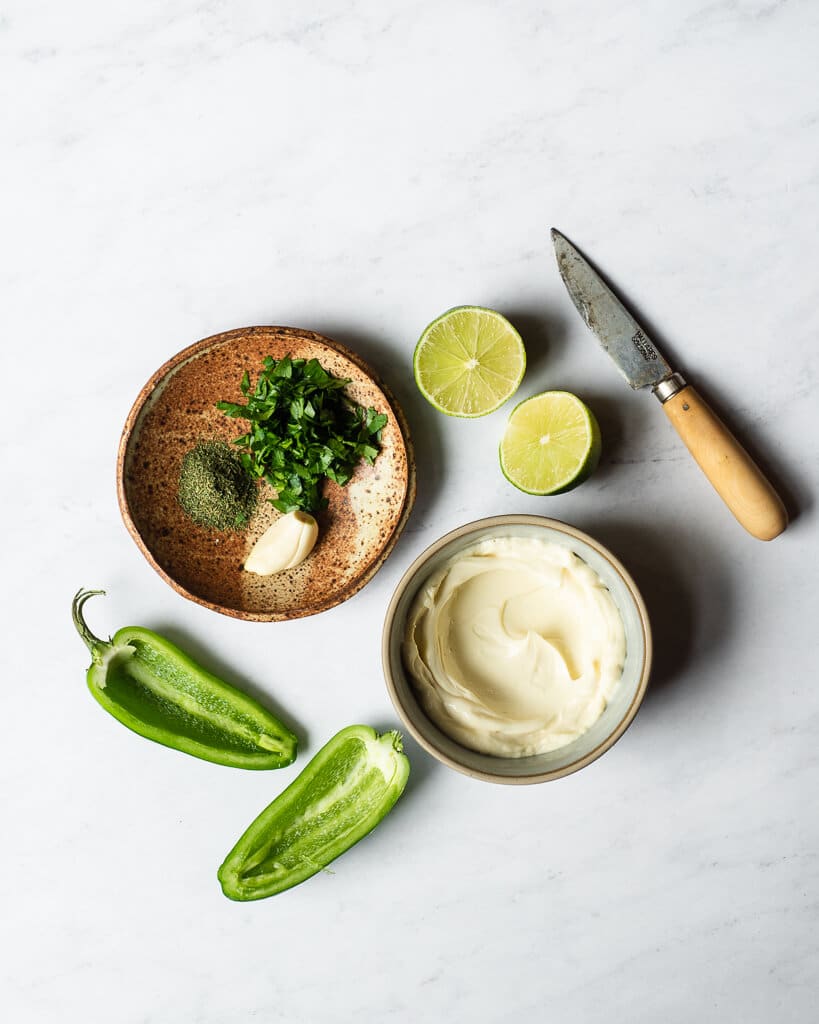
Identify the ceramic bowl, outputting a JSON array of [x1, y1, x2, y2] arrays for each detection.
[[382, 515, 651, 784], [118, 326, 415, 620]]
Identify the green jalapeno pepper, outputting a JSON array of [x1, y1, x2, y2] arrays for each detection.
[[218, 724, 409, 900], [72, 589, 297, 769]]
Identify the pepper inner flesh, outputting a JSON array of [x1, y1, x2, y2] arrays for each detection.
[[239, 739, 397, 887], [102, 637, 284, 755]]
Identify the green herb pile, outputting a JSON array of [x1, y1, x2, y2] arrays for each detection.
[[217, 355, 388, 514], [177, 440, 258, 530]]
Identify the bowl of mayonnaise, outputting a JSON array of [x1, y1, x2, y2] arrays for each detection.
[[382, 515, 652, 784]]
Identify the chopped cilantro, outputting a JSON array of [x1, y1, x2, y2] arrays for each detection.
[[217, 355, 388, 514]]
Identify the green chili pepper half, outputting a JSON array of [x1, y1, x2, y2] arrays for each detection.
[[218, 725, 410, 900], [72, 589, 297, 770]]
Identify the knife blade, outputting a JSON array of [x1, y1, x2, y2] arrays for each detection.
[[552, 228, 678, 392], [551, 228, 787, 541]]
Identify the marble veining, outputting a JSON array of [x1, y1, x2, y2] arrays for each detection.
[[1, 1, 818, 1021]]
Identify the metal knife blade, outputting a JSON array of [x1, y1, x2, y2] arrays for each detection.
[[552, 228, 676, 391]]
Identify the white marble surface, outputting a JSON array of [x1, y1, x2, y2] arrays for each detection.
[[3, 1, 818, 1020]]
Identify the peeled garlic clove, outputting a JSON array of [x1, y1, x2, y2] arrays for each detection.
[[244, 512, 319, 576]]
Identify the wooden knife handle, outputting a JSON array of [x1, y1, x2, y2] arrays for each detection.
[[662, 385, 787, 540]]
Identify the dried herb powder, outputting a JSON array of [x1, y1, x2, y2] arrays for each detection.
[[177, 440, 257, 530]]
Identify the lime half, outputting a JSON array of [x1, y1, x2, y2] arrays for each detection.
[[500, 391, 602, 495], [413, 306, 526, 417]]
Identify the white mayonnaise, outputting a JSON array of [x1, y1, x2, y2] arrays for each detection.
[[403, 536, 626, 757]]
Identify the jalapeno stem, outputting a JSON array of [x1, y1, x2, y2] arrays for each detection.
[[71, 589, 110, 661]]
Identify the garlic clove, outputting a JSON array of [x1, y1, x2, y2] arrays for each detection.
[[244, 511, 319, 576]]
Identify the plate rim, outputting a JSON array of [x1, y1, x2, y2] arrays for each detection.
[[116, 325, 416, 621]]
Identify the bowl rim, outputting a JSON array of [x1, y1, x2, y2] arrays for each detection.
[[116, 325, 416, 621], [381, 514, 652, 784]]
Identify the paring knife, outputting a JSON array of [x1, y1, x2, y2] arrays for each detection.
[[551, 229, 787, 541]]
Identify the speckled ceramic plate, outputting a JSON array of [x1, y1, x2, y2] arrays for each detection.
[[117, 326, 415, 620]]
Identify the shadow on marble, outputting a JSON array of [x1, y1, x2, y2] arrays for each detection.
[[574, 390, 627, 482], [576, 518, 734, 705], [308, 323, 447, 532], [367, 720, 440, 828], [145, 623, 311, 747], [685, 372, 810, 527], [499, 305, 573, 382]]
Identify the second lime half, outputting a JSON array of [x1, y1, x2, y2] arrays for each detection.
[[500, 391, 602, 495]]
